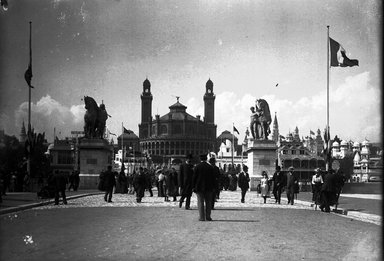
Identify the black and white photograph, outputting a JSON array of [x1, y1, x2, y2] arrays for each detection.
[[0, 0, 381, 260]]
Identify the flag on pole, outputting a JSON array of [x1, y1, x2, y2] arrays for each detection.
[[329, 38, 359, 67], [233, 126, 240, 135], [322, 127, 332, 165], [24, 64, 33, 88]]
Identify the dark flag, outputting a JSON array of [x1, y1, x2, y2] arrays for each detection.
[[25, 64, 33, 88], [322, 127, 331, 166], [330, 38, 359, 67], [233, 126, 240, 135], [310, 130, 315, 135]]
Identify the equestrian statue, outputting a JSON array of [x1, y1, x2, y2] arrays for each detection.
[[83, 96, 109, 139], [250, 99, 271, 140]]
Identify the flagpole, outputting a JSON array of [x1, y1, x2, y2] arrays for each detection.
[[326, 25, 330, 171], [232, 123, 234, 167], [27, 21, 32, 179], [28, 21, 32, 133], [121, 122, 124, 168]]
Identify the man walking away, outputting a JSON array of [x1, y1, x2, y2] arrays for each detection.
[[209, 154, 220, 210], [104, 165, 116, 203], [53, 170, 68, 205], [192, 154, 215, 221], [134, 167, 147, 203], [179, 154, 194, 210], [144, 168, 153, 197], [238, 165, 250, 203]]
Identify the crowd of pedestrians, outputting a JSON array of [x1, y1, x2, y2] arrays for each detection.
[[93, 152, 345, 222]]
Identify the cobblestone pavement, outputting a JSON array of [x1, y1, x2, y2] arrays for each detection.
[[34, 190, 381, 226], [34, 191, 312, 210]]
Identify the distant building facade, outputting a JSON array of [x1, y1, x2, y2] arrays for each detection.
[[276, 124, 326, 181], [138, 78, 217, 163]]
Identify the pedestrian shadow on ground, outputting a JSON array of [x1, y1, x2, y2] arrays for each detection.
[[212, 219, 261, 223]]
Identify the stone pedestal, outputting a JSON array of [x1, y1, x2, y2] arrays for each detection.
[[78, 138, 113, 189], [246, 139, 277, 191]]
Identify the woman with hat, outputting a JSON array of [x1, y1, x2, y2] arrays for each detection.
[[260, 171, 270, 203], [311, 168, 323, 209]]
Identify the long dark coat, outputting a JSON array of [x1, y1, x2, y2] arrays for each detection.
[[238, 171, 250, 190], [286, 172, 298, 194], [134, 173, 147, 198], [192, 161, 215, 193], [180, 162, 194, 197], [103, 170, 116, 190], [166, 170, 178, 197], [53, 172, 67, 191], [212, 165, 221, 192]]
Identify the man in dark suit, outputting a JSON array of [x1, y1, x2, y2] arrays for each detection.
[[192, 154, 215, 221], [319, 169, 345, 212], [53, 170, 68, 205], [134, 167, 147, 203], [208, 154, 220, 210], [271, 166, 285, 204], [238, 165, 250, 203], [286, 166, 298, 205], [103, 165, 116, 203], [179, 154, 194, 210]]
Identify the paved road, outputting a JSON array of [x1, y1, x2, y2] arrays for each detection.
[[1, 189, 381, 223], [0, 190, 382, 261]]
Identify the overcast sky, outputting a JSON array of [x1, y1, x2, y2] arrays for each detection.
[[0, 0, 381, 144]]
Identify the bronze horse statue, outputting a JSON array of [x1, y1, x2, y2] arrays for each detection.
[[251, 99, 271, 140], [83, 96, 108, 139]]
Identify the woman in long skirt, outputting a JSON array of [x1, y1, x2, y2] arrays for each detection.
[[260, 171, 270, 204], [311, 168, 324, 209]]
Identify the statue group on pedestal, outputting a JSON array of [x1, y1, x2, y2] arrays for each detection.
[[83, 96, 109, 139], [250, 99, 271, 140]]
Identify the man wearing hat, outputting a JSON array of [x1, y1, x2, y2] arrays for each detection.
[[286, 166, 298, 205], [271, 165, 285, 204], [179, 154, 194, 209], [192, 154, 215, 221], [238, 165, 250, 203]]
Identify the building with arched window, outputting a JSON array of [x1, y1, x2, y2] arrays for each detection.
[[277, 126, 325, 182], [138, 78, 217, 164]]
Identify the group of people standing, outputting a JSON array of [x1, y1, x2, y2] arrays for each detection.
[[311, 168, 346, 212], [99, 165, 154, 203], [97, 155, 345, 221]]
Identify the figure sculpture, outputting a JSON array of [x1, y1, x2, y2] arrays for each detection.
[[83, 96, 109, 139], [250, 99, 271, 140]]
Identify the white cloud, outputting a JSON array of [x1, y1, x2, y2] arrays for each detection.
[[1, 73, 379, 144], [213, 71, 381, 142], [12, 95, 85, 141]]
